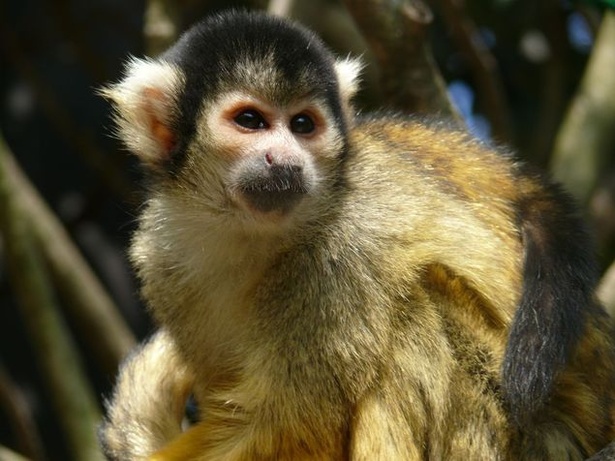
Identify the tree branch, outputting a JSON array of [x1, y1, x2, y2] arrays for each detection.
[[0, 364, 46, 461], [0, 137, 105, 461], [433, 0, 513, 142], [0, 445, 32, 461], [0, 142, 135, 376], [342, 0, 461, 120], [598, 258, 615, 318], [550, 10, 615, 205]]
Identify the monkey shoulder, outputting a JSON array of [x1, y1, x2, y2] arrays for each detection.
[[347, 113, 519, 195], [342, 113, 523, 239]]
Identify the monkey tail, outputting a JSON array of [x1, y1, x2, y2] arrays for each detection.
[[502, 174, 599, 424], [99, 330, 194, 461]]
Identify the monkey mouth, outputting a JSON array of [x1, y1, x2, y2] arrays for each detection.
[[240, 188, 307, 214], [236, 165, 310, 215]]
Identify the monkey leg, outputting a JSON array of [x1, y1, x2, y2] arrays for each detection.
[[99, 330, 195, 460]]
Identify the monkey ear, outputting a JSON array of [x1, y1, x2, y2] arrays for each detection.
[[334, 57, 363, 114], [99, 58, 183, 168]]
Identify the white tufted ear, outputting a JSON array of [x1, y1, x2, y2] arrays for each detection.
[[100, 58, 184, 168], [334, 57, 363, 104], [333, 56, 363, 124]]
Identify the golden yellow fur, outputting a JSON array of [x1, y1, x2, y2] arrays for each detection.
[[100, 117, 615, 460]]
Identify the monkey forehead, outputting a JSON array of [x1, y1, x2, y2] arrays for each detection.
[[216, 53, 331, 105], [204, 89, 333, 119], [161, 11, 342, 108]]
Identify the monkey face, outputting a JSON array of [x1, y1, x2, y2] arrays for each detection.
[[102, 11, 362, 233], [195, 90, 344, 222]]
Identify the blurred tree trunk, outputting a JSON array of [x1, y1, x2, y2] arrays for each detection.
[[550, 11, 615, 206]]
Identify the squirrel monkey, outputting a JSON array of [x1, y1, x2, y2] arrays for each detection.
[[99, 10, 615, 461]]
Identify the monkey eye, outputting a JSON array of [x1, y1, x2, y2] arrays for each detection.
[[234, 109, 269, 130], [290, 114, 315, 134]]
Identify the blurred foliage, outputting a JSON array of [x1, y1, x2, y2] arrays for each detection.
[[0, 0, 614, 459]]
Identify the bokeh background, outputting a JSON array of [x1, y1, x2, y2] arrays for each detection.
[[1, 0, 614, 459]]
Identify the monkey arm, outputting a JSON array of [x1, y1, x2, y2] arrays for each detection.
[[99, 330, 195, 461]]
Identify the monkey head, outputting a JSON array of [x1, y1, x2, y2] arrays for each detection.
[[102, 11, 362, 228]]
